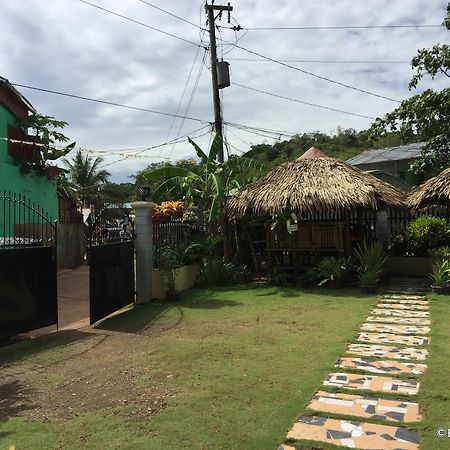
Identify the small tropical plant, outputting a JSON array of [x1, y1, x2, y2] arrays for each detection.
[[198, 258, 247, 286], [429, 259, 450, 288], [316, 256, 350, 286], [158, 246, 179, 297], [353, 241, 387, 287], [429, 246, 450, 264]]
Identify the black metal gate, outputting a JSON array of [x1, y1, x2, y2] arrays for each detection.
[[88, 202, 135, 324], [0, 191, 57, 340]]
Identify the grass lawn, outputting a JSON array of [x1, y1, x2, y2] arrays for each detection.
[[0, 285, 374, 450], [1, 285, 448, 450]]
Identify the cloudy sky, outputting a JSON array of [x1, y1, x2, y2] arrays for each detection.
[[1, 0, 448, 181]]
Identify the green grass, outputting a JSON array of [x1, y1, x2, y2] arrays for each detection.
[[0, 285, 377, 450]]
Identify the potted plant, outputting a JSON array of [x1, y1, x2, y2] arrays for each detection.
[[353, 241, 387, 292], [357, 266, 382, 293], [316, 256, 350, 287], [429, 259, 450, 294], [159, 246, 180, 301]]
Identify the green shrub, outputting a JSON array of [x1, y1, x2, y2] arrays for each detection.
[[198, 258, 248, 287], [316, 256, 350, 286], [429, 259, 450, 287], [353, 241, 387, 287], [406, 215, 450, 256], [268, 267, 289, 286], [429, 245, 450, 263]]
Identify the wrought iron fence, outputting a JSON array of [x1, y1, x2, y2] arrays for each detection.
[[0, 190, 56, 248], [153, 217, 201, 268]]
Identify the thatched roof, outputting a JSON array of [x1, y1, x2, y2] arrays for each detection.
[[407, 167, 450, 210], [298, 146, 326, 159], [227, 156, 405, 219]]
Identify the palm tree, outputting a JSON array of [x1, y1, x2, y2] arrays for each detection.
[[63, 150, 111, 208]]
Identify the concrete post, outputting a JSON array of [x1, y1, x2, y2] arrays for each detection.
[[132, 201, 154, 305]]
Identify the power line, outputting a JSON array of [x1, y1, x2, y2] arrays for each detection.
[[100, 128, 212, 169], [223, 24, 442, 31], [76, 1, 401, 104], [228, 57, 411, 64], [165, 46, 203, 142], [170, 49, 208, 157], [225, 121, 297, 139], [11, 82, 209, 124], [76, 0, 205, 48], [233, 82, 376, 120], [228, 42, 401, 103], [136, 0, 208, 31]]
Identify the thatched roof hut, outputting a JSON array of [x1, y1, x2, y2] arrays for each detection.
[[227, 156, 405, 219], [407, 167, 450, 211]]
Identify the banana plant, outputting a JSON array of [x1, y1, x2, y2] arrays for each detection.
[[143, 134, 264, 224]]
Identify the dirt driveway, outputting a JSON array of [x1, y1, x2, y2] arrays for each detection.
[[0, 325, 176, 424]]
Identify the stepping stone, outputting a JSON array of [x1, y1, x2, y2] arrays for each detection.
[[356, 332, 429, 346], [377, 303, 428, 311], [307, 390, 422, 422], [286, 416, 420, 449], [336, 357, 427, 375], [382, 294, 426, 300], [372, 308, 429, 318], [366, 316, 430, 326], [361, 323, 430, 335], [347, 344, 428, 361], [381, 298, 428, 305], [323, 372, 419, 395]]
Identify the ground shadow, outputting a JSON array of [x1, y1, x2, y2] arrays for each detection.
[[0, 380, 37, 431], [95, 303, 172, 334], [0, 329, 100, 368]]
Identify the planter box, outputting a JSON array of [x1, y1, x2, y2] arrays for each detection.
[[385, 257, 432, 277], [152, 263, 201, 300]]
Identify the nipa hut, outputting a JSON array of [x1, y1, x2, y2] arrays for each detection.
[[407, 167, 450, 211], [228, 149, 405, 270]]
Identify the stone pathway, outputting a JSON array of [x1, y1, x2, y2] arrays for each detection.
[[278, 278, 430, 450]]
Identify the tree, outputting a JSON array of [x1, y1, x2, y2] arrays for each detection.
[[19, 113, 75, 162], [63, 150, 110, 208], [144, 134, 264, 258], [370, 3, 450, 175]]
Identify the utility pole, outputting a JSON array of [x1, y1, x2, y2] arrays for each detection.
[[205, 2, 233, 163]]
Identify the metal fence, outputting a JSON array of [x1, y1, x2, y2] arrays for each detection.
[[0, 191, 57, 339], [0, 190, 56, 248], [152, 217, 200, 268], [388, 207, 450, 234]]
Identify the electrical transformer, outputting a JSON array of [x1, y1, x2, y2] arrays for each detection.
[[217, 60, 230, 89]]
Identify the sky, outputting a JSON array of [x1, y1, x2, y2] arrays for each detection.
[[1, 0, 448, 182]]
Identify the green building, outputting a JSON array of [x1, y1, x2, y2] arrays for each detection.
[[0, 77, 58, 224]]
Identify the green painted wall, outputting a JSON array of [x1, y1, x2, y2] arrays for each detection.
[[0, 106, 58, 224]]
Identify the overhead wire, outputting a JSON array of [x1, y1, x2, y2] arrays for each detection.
[[76, 0, 402, 104], [233, 82, 376, 120], [169, 48, 208, 157], [11, 82, 209, 124], [165, 45, 203, 143], [227, 58, 411, 64], [135, 0, 208, 31], [228, 42, 401, 103], [76, 0, 205, 48], [221, 24, 442, 31]]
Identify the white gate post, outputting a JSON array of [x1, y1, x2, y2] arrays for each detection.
[[132, 201, 154, 305]]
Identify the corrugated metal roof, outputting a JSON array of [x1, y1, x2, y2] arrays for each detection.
[[347, 143, 424, 165], [0, 76, 36, 113]]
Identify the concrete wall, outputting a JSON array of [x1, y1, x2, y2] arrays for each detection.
[[385, 257, 432, 277], [152, 263, 201, 300], [0, 106, 58, 228], [57, 223, 85, 269]]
